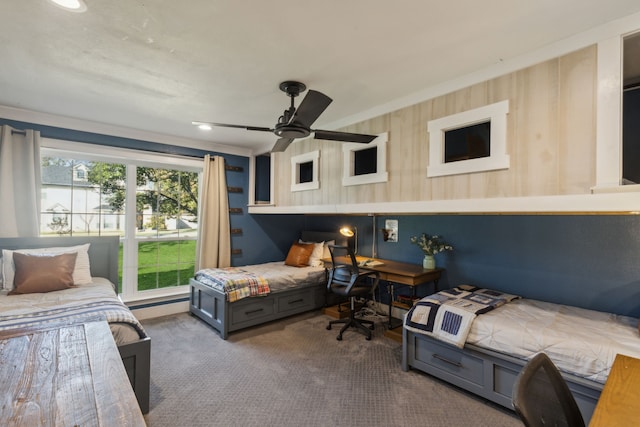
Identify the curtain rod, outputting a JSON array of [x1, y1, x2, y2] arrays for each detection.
[[11, 129, 26, 135]]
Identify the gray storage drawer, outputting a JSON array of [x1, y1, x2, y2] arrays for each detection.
[[231, 298, 275, 325], [415, 335, 485, 387], [276, 289, 315, 314]]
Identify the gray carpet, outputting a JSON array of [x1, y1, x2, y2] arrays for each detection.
[[141, 311, 522, 427]]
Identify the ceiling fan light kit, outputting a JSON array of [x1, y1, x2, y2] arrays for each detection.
[[193, 81, 377, 152]]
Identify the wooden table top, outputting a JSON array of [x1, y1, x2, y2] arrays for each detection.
[[0, 321, 146, 427], [589, 353, 640, 426], [324, 256, 444, 286]]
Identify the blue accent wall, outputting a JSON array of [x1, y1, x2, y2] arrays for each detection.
[[288, 214, 640, 318]]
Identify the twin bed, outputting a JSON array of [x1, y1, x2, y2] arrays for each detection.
[[0, 236, 150, 414], [190, 231, 343, 339], [401, 285, 640, 423]]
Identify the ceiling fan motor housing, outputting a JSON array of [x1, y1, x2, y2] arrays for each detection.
[[274, 122, 310, 139]]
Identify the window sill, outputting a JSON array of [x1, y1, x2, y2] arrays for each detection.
[[121, 286, 190, 305]]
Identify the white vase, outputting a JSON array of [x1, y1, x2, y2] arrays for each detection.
[[423, 255, 435, 269]]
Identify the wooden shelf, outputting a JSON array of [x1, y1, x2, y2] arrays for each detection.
[[392, 301, 412, 310]]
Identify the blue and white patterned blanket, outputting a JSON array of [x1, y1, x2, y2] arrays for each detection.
[[404, 285, 520, 348]]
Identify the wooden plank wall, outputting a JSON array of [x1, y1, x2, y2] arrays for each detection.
[[272, 45, 597, 207]]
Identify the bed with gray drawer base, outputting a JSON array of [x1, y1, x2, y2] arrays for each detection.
[[402, 325, 603, 423], [190, 278, 326, 339], [190, 231, 343, 339]]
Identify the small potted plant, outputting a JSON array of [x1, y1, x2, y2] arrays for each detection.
[[410, 233, 453, 269]]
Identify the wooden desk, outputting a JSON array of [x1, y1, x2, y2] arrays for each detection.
[[325, 256, 443, 330], [0, 321, 146, 427], [589, 353, 640, 426]]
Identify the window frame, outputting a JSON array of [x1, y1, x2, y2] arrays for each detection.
[[290, 150, 320, 192], [426, 100, 510, 178], [41, 138, 203, 302], [342, 132, 388, 186]]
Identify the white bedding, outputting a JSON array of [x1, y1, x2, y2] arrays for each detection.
[[465, 298, 640, 384], [0, 277, 144, 345], [233, 261, 326, 292]]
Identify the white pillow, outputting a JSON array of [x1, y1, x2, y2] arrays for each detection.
[[298, 239, 325, 267], [323, 240, 335, 259], [2, 243, 92, 291]]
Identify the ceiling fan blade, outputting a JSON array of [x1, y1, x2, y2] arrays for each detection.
[[291, 90, 332, 128], [271, 137, 294, 152], [192, 121, 272, 132], [313, 130, 377, 143]]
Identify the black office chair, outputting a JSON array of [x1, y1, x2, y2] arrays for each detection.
[[325, 245, 380, 341], [512, 352, 585, 427]]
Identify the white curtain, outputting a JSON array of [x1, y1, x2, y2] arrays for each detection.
[[195, 155, 231, 270], [0, 126, 41, 237]]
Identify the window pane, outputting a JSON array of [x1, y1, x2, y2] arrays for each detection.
[[137, 239, 196, 291], [299, 161, 313, 183], [354, 147, 378, 176], [135, 167, 198, 291], [444, 121, 491, 163], [40, 158, 126, 237]]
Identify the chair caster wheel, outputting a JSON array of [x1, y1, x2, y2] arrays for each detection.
[[326, 325, 331, 330], [337, 335, 342, 341], [366, 336, 371, 341]]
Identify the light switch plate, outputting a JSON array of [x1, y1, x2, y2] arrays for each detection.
[[384, 219, 398, 242]]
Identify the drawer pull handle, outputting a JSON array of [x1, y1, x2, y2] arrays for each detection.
[[288, 298, 304, 304], [433, 353, 462, 368], [245, 308, 264, 315]]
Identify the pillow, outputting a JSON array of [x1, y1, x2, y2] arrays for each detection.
[[9, 252, 77, 295], [323, 240, 335, 259], [284, 242, 314, 267], [2, 243, 91, 291], [298, 239, 325, 267]]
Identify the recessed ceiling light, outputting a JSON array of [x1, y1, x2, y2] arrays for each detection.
[[48, 0, 87, 13]]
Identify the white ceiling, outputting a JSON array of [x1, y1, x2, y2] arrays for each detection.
[[1, 1, 640, 155]]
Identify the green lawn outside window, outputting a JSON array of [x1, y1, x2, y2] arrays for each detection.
[[118, 240, 196, 292]]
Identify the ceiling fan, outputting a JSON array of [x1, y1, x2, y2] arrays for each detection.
[[193, 81, 377, 152]]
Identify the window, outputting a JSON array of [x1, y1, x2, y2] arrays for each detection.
[[427, 100, 509, 177], [444, 121, 490, 163], [40, 139, 202, 300], [623, 31, 640, 185], [41, 157, 125, 237], [354, 147, 377, 175], [342, 132, 388, 186], [298, 161, 314, 183], [291, 150, 320, 191], [135, 167, 198, 291]]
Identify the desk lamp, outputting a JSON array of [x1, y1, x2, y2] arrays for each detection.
[[339, 226, 357, 254]]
